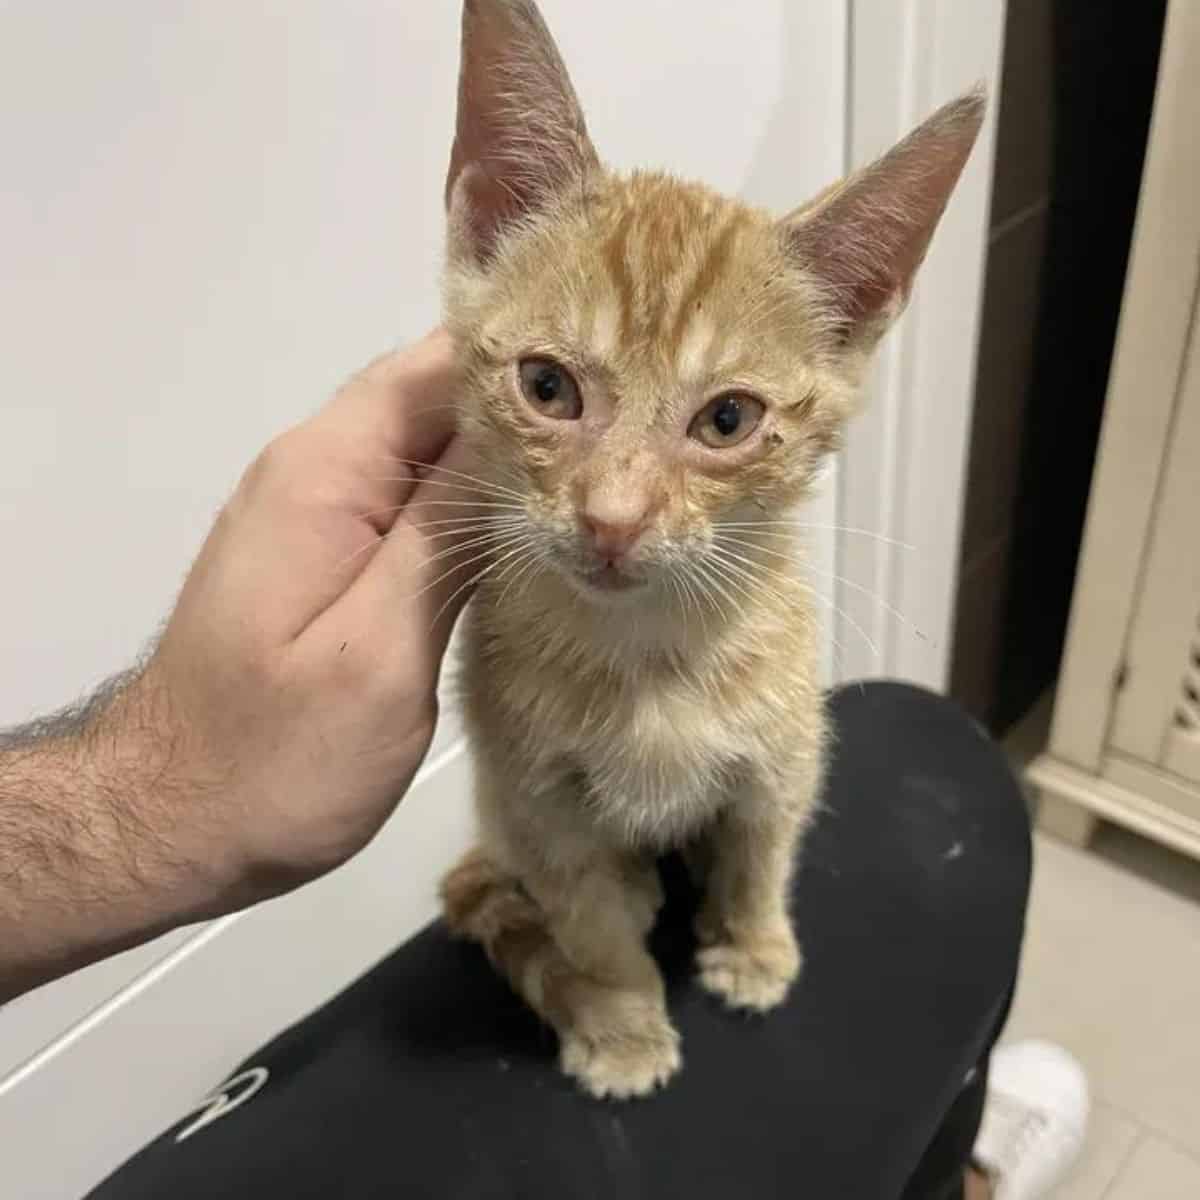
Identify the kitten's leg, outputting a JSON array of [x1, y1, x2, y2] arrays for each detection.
[[523, 851, 680, 1099], [450, 749, 678, 1097], [445, 821, 679, 1097], [695, 771, 815, 1012], [620, 852, 665, 937]]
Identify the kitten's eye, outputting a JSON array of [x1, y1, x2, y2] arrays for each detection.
[[689, 393, 765, 449], [518, 358, 582, 420]]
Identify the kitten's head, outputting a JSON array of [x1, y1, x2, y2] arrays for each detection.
[[442, 0, 983, 606]]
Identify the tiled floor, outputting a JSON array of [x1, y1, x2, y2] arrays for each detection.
[[1003, 699, 1200, 1198]]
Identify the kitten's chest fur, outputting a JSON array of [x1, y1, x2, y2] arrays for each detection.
[[461, 584, 823, 849], [573, 673, 743, 845]]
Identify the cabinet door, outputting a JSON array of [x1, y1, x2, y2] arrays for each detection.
[[1163, 616, 1200, 782], [1109, 287, 1200, 789]]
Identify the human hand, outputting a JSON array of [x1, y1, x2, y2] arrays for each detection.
[[136, 328, 483, 902], [0, 331, 491, 1000]]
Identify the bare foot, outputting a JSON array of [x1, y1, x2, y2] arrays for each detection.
[[964, 1166, 993, 1200]]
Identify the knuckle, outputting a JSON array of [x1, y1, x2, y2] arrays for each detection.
[[245, 429, 308, 493], [240, 429, 350, 514]]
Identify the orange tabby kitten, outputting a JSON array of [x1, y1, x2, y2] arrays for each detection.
[[439, 0, 983, 1099]]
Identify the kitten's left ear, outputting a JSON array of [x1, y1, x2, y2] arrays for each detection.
[[445, 0, 599, 263], [783, 88, 986, 347]]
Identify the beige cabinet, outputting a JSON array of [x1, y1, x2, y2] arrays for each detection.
[[1029, 0, 1200, 858]]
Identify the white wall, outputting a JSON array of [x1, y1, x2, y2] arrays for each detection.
[[0, 4, 850, 1195], [0, 1, 845, 731], [0, 2, 456, 728], [837, 0, 1006, 688]]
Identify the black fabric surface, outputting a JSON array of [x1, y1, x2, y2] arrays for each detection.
[[91, 682, 1031, 1200]]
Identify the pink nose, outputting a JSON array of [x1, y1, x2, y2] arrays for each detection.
[[583, 515, 647, 562]]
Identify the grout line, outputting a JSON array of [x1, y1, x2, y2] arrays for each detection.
[[1099, 1095, 1200, 1173], [988, 196, 1049, 246], [1098, 1127, 1144, 1199]]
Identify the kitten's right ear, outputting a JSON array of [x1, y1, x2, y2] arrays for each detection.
[[445, 0, 599, 263], [783, 88, 986, 348]]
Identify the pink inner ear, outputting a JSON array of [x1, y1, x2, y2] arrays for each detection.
[[790, 188, 915, 330], [784, 89, 985, 339], [445, 0, 599, 262], [449, 162, 526, 264]]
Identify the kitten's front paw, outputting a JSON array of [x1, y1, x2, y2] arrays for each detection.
[[696, 931, 801, 1012], [560, 1011, 681, 1100]]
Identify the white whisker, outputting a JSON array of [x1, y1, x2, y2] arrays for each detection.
[[682, 571, 712, 640], [496, 546, 546, 607], [707, 541, 801, 595], [424, 519, 526, 542], [428, 539, 535, 629], [402, 514, 526, 532], [813, 593, 880, 663], [705, 549, 790, 611], [717, 521, 915, 551], [694, 555, 752, 612], [373, 456, 527, 501], [682, 560, 722, 614], [708, 540, 880, 662], [409, 530, 534, 605], [332, 536, 384, 574], [419, 524, 530, 572], [715, 532, 927, 645], [359, 480, 527, 521], [667, 576, 685, 623], [404, 499, 526, 512]]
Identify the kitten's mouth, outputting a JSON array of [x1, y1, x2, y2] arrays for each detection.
[[578, 563, 645, 594]]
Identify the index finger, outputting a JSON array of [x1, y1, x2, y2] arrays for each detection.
[[313, 327, 461, 467]]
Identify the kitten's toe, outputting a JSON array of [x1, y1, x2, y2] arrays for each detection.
[[697, 932, 801, 1012], [560, 1013, 681, 1100]]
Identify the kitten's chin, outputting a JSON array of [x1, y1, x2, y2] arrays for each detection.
[[565, 564, 648, 602]]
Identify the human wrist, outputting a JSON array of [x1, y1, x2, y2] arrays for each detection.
[[86, 663, 251, 921]]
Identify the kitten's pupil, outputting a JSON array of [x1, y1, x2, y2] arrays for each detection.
[[533, 367, 562, 405], [518, 357, 581, 420], [713, 397, 741, 438]]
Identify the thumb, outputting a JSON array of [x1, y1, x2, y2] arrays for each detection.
[[318, 436, 523, 692]]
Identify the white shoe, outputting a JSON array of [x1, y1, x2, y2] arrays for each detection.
[[973, 1040, 1090, 1200]]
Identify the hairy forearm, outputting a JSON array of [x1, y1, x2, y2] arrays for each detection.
[[0, 339, 468, 1003], [0, 671, 228, 1003]]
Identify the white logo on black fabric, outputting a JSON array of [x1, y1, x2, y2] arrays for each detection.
[[174, 1066, 270, 1143]]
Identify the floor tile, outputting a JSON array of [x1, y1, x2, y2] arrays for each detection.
[[1052, 1103, 1139, 1200], [1104, 1136, 1200, 1199], [1091, 823, 1200, 907], [1004, 831, 1200, 1157]]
